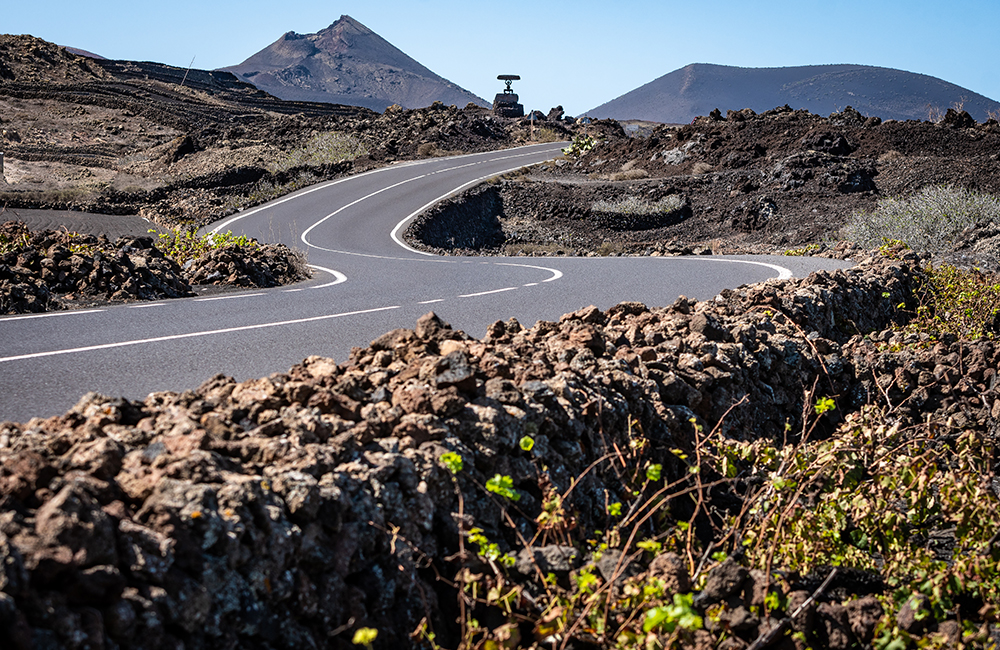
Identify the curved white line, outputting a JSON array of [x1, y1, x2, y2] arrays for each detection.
[[494, 262, 564, 283], [208, 142, 564, 236], [195, 293, 266, 302], [306, 264, 348, 289], [664, 256, 793, 280], [208, 164, 407, 234], [389, 159, 556, 256], [300, 174, 430, 249]]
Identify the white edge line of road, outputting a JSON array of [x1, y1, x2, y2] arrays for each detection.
[[0, 308, 105, 322], [389, 158, 559, 256], [305, 264, 348, 289], [494, 262, 563, 283], [663, 256, 794, 280], [0, 305, 401, 363], [208, 143, 564, 236], [195, 292, 266, 302]]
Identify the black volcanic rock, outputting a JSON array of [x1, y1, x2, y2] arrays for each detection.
[[588, 63, 1000, 123], [221, 15, 488, 111]]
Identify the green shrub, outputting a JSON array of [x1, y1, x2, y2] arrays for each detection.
[[151, 228, 257, 265], [562, 134, 597, 157], [907, 263, 1000, 340], [844, 185, 1000, 252]]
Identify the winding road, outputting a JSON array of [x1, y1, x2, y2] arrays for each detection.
[[0, 143, 849, 423]]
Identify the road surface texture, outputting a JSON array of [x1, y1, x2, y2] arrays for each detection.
[[0, 143, 849, 422]]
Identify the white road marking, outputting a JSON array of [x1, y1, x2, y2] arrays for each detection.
[[207, 164, 412, 234], [301, 174, 431, 249], [389, 160, 558, 256], [0, 305, 402, 363], [495, 262, 564, 282], [208, 144, 562, 235], [305, 264, 348, 289], [0, 309, 104, 322], [459, 287, 519, 298], [127, 303, 166, 309], [664, 256, 794, 280], [195, 292, 266, 302], [418, 299, 445, 304], [300, 146, 563, 253]]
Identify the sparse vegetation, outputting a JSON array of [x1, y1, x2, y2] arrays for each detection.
[[0, 228, 30, 255], [151, 227, 257, 266], [562, 133, 597, 157], [592, 194, 685, 216], [423, 385, 1000, 650], [844, 185, 1000, 253], [783, 243, 821, 256], [533, 127, 562, 143], [905, 263, 1000, 341], [271, 131, 367, 173]]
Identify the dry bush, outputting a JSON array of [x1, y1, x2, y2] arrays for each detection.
[[877, 149, 904, 163], [845, 184, 1000, 252], [608, 168, 649, 181]]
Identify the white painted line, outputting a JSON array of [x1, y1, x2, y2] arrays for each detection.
[[1, 309, 104, 322], [127, 303, 167, 309], [523, 283, 538, 287], [665, 256, 794, 280], [459, 287, 518, 298], [418, 299, 445, 304], [495, 262, 564, 282], [306, 264, 348, 289], [195, 292, 266, 302], [207, 142, 564, 236], [389, 159, 558, 256], [301, 174, 431, 249], [299, 146, 562, 251], [0, 305, 402, 363], [208, 165, 411, 234]]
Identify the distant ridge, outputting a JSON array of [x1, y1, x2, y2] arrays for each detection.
[[62, 46, 105, 60], [220, 15, 488, 112], [588, 63, 1000, 123]]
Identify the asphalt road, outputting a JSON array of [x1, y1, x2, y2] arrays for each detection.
[[0, 143, 850, 423]]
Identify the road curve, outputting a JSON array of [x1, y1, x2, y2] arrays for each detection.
[[0, 143, 850, 423]]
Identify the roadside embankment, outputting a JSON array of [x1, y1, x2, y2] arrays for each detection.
[[1, 249, 996, 649]]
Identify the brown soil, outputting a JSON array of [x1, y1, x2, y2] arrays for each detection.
[[0, 35, 573, 231]]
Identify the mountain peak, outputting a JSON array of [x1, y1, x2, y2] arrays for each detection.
[[588, 62, 1000, 123], [221, 17, 488, 111]]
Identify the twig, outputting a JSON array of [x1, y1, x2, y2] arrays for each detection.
[[690, 542, 715, 583], [746, 567, 839, 650]]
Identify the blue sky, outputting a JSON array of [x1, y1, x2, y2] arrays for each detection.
[[7, 0, 999, 117]]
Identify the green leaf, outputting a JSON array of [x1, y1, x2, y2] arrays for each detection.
[[636, 539, 662, 554], [351, 628, 378, 646], [519, 435, 535, 452], [439, 451, 463, 474], [486, 474, 521, 501]]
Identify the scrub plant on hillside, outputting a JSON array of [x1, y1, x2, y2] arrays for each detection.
[[845, 185, 1000, 252]]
